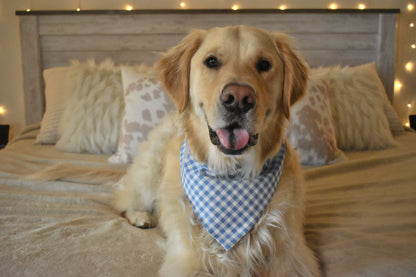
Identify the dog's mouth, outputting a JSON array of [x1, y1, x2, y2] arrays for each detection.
[[208, 123, 259, 155]]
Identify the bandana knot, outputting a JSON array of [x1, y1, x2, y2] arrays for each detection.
[[180, 141, 285, 251]]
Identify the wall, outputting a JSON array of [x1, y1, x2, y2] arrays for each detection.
[[0, 0, 26, 139], [0, 0, 415, 137]]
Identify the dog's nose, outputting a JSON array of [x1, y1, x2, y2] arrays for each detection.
[[220, 84, 256, 114]]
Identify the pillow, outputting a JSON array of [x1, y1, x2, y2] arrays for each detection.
[[36, 67, 70, 144], [288, 75, 346, 165], [384, 103, 405, 136], [55, 60, 124, 154], [361, 64, 404, 136], [312, 63, 397, 150], [108, 66, 176, 164]]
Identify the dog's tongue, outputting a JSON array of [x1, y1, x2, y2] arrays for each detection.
[[216, 128, 250, 150]]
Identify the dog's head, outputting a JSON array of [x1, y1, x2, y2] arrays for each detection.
[[158, 26, 308, 177]]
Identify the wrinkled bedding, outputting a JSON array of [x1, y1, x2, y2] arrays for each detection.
[[1, 126, 415, 276]]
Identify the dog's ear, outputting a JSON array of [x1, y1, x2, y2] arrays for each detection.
[[157, 29, 206, 113], [273, 33, 309, 119]]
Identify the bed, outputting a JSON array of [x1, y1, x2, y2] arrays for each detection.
[[2, 9, 415, 276]]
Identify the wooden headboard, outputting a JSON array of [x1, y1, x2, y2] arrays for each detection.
[[16, 9, 399, 125]]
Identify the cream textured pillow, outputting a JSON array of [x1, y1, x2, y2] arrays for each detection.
[[108, 66, 176, 164], [56, 60, 124, 154], [384, 103, 405, 136], [36, 67, 70, 144], [312, 63, 396, 150], [288, 75, 346, 165]]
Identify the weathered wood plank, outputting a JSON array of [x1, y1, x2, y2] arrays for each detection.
[[40, 34, 185, 52], [376, 13, 397, 102], [41, 49, 377, 70], [19, 16, 45, 124], [40, 33, 377, 52], [38, 13, 379, 35], [17, 9, 401, 16], [41, 50, 163, 68], [302, 50, 377, 67]]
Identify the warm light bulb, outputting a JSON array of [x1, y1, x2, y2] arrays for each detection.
[[231, 4, 239, 10], [408, 104, 412, 108], [0, 106, 6, 115], [405, 122, 410, 127], [411, 23, 415, 27], [26, 8, 31, 12], [180, 2, 186, 8], [125, 5, 133, 11], [406, 62, 414, 71], [329, 3, 338, 9], [358, 4, 366, 10], [76, 8, 81, 12], [395, 80, 403, 92], [408, 4, 414, 11], [412, 44, 416, 49], [279, 5, 287, 10]]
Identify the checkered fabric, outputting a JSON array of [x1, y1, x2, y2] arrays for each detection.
[[180, 140, 286, 251]]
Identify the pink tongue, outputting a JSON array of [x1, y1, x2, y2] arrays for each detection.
[[216, 128, 250, 150]]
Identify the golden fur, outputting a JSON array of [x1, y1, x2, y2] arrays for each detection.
[[114, 25, 320, 277]]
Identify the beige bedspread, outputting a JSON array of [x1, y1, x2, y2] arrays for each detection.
[[1, 126, 415, 276]]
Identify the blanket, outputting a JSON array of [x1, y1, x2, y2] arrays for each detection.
[[0, 126, 415, 276]]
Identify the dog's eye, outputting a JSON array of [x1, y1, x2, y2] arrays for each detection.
[[256, 59, 272, 73], [204, 56, 220, 69]]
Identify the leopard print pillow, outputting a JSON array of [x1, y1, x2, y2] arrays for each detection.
[[109, 66, 175, 163], [288, 75, 346, 166]]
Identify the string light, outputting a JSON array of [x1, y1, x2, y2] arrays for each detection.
[[76, 8, 81, 12], [404, 1, 414, 128], [231, 4, 239, 10], [395, 80, 403, 92], [329, 3, 338, 10], [279, 5, 287, 10], [358, 4, 366, 10], [125, 4, 133, 11], [0, 106, 6, 115], [27, 0, 32, 13], [180, 2, 186, 8]]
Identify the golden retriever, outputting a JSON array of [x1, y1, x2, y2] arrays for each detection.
[[114, 25, 320, 277]]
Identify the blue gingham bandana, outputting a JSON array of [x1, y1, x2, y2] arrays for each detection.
[[180, 140, 286, 251]]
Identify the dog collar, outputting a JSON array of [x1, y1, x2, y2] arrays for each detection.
[[180, 140, 286, 251]]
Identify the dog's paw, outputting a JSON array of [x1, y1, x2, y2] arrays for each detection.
[[123, 210, 157, 228]]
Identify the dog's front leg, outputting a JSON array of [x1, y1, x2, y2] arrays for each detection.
[[157, 140, 207, 277], [113, 115, 177, 228], [113, 144, 162, 228], [158, 229, 203, 277], [269, 237, 321, 277], [268, 206, 321, 277]]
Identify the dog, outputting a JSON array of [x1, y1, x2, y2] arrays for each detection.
[[114, 25, 320, 277]]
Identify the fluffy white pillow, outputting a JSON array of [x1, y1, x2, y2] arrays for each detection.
[[55, 60, 124, 154], [384, 98, 405, 136], [36, 67, 70, 144], [108, 66, 176, 164], [312, 63, 397, 150], [288, 75, 346, 165]]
